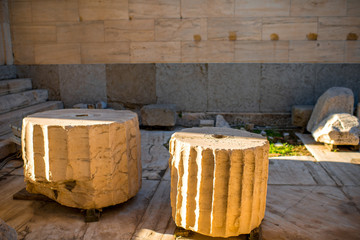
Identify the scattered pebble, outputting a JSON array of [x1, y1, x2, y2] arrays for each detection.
[[261, 130, 266, 136], [274, 142, 283, 147]]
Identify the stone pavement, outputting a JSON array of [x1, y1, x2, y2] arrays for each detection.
[[0, 130, 359, 240]]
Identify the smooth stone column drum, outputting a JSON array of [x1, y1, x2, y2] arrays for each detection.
[[22, 109, 141, 209], [169, 127, 269, 238]]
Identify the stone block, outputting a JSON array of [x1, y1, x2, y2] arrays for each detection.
[[176, 112, 207, 127], [59, 64, 106, 108], [9, 1, 32, 23], [31, 0, 79, 22], [140, 104, 176, 127], [57, 22, 104, 43], [34, 44, 81, 64], [105, 19, 154, 42], [156, 64, 208, 111], [12, 25, 57, 43], [292, 105, 314, 127], [130, 42, 181, 63], [169, 127, 269, 237], [79, 0, 128, 21], [260, 64, 316, 112], [312, 113, 360, 145], [81, 42, 129, 64], [0, 89, 48, 114], [262, 17, 317, 40], [346, 42, 360, 63], [0, 78, 32, 96], [318, 17, 360, 40], [235, 0, 290, 17], [290, 0, 346, 16], [106, 64, 156, 107], [347, 0, 360, 16], [16, 65, 61, 101], [307, 87, 354, 132], [315, 64, 360, 104], [289, 41, 345, 63], [22, 109, 142, 209], [208, 17, 261, 41], [129, 0, 180, 18], [181, 0, 234, 18], [208, 63, 260, 112], [155, 18, 207, 41], [215, 115, 230, 128], [0, 65, 16, 80], [181, 41, 234, 63], [235, 41, 289, 63]]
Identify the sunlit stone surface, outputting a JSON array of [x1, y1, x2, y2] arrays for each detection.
[[22, 109, 141, 209], [169, 127, 269, 237]]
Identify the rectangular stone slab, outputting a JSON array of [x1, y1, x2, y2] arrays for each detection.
[[0, 89, 48, 114], [0, 78, 32, 96]]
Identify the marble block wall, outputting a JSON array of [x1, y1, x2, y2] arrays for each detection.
[[16, 63, 360, 113], [8, 0, 360, 64]]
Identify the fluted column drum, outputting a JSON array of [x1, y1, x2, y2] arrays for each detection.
[[169, 127, 269, 237], [22, 109, 141, 209]]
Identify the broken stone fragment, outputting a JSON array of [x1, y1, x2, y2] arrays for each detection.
[[292, 105, 313, 127], [307, 87, 354, 132], [215, 115, 230, 128], [22, 109, 142, 209], [140, 104, 176, 127], [169, 127, 269, 237], [0, 218, 17, 240], [312, 113, 360, 146]]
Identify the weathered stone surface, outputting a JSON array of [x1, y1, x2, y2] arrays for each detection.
[[59, 64, 106, 108], [0, 101, 64, 136], [292, 105, 314, 127], [0, 89, 48, 114], [156, 64, 208, 112], [0, 78, 32, 96], [16, 65, 61, 101], [260, 64, 316, 112], [106, 64, 156, 108], [22, 109, 142, 209], [0, 218, 17, 240], [315, 64, 360, 105], [312, 113, 360, 146], [208, 63, 260, 112], [199, 119, 214, 127], [307, 87, 354, 132], [169, 127, 269, 237], [215, 115, 230, 128], [0, 64, 15, 80], [141, 104, 176, 127]]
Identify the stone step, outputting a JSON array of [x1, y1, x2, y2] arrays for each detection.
[[0, 78, 32, 96], [0, 89, 48, 114], [0, 101, 63, 136]]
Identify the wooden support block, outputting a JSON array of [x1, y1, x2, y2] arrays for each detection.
[[84, 209, 101, 222]]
